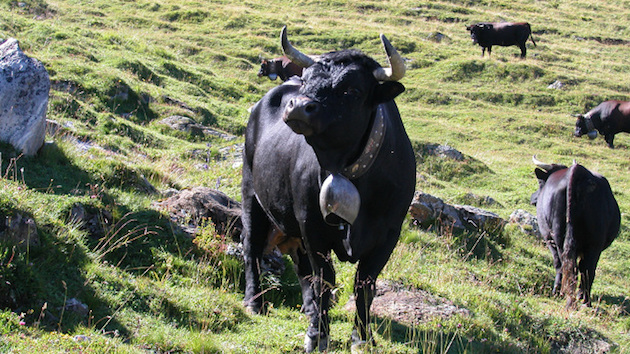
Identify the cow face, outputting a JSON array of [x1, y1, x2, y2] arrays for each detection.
[[258, 59, 279, 80], [280, 27, 406, 172], [574, 115, 598, 139], [466, 23, 490, 44]]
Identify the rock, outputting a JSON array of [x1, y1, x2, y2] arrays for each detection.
[[0, 38, 50, 155], [345, 280, 470, 326], [509, 209, 540, 238], [425, 144, 464, 161], [160, 115, 235, 141], [64, 298, 89, 318], [68, 203, 113, 239], [427, 32, 450, 43], [409, 192, 505, 235], [0, 211, 40, 247], [156, 187, 242, 241], [547, 80, 563, 89]]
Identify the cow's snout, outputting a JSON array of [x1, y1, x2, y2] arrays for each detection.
[[283, 96, 321, 136]]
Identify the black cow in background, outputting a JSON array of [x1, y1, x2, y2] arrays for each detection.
[[531, 156, 620, 308], [258, 55, 303, 81], [242, 27, 415, 352], [466, 22, 536, 58], [574, 100, 630, 149]]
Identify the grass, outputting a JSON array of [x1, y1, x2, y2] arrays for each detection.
[[1, 0, 629, 352]]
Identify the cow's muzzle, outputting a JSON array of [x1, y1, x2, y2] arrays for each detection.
[[283, 96, 321, 136]]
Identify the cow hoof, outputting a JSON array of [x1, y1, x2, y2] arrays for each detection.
[[304, 333, 328, 353], [243, 301, 262, 315], [350, 340, 368, 354]]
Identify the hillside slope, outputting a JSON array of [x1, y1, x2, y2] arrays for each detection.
[[1, 0, 629, 352]]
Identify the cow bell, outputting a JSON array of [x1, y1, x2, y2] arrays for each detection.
[[587, 130, 598, 139], [319, 173, 360, 226]]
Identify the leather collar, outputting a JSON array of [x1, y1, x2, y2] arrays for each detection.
[[341, 105, 386, 179]]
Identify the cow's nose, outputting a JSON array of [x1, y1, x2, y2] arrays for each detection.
[[283, 96, 321, 135], [286, 97, 320, 120]]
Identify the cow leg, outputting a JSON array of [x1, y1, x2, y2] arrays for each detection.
[[605, 134, 615, 149], [299, 249, 335, 353], [577, 252, 601, 306], [241, 169, 271, 314], [352, 233, 398, 348], [547, 242, 563, 295], [519, 43, 527, 58]]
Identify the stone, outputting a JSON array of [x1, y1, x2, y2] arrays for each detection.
[[160, 115, 236, 141], [156, 187, 242, 241], [509, 209, 541, 238], [425, 144, 464, 161], [0, 211, 40, 247], [0, 38, 50, 155], [409, 192, 505, 235]]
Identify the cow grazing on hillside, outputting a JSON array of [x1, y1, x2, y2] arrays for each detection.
[[258, 55, 303, 81], [531, 156, 620, 308], [466, 22, 536, 58], [242, 26, 415, 352], [574, 100, 630, 149]]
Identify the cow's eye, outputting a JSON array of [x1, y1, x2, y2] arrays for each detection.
[[344, 88, 361, 97]]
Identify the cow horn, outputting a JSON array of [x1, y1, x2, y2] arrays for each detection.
[[373, 34, 406, 82], [532, 155, 553, 171], [281, 26, 316, 68]]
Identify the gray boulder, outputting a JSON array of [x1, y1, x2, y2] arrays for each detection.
[[0, 211, 40, 247], [409, 192, 505, 235], [0, 38, 50, 155], [156, 187, 242, 241], [509, 209, 541, 238]]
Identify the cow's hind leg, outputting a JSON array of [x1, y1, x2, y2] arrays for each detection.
[[519, 43, 527, 58], [578, 251, 601, 306], [299, 250, 335, 353], [241, 171, 271, 314], [548, 242, 562, 296]]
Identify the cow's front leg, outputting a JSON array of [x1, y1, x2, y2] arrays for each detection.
[[351, 233, 398, 349], [605, 134, 615, 149], [299, 250, 335, 353]]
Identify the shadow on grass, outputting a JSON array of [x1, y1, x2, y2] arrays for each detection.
[[597, 294, 630, 316], [0, 141, 93, 195]]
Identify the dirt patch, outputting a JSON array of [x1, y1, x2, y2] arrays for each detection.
[[345, 280, 470, 326]]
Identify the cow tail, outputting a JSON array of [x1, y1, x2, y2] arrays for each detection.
[[561, 165, 579, 309], [528, 24, 537, 47]]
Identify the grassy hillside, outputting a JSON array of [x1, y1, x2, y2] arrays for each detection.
[[1, 0, 629, 352]]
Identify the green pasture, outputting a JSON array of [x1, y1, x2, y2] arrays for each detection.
[[0, 0, 629, 352]]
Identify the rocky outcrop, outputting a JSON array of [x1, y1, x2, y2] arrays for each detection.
[[0, 211, 39, 247], [0, 38, 50, 155], [509, 209, 540, 238], [409, 192, 505, 235], [156, 187, 242, 241]]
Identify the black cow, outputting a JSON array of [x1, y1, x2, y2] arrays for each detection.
[[574, 100, 630, 149], [258, 55, 303, 81], [466, 22, 536, 58], [531, 156, 620, 308], [242, 26, 415, 352]]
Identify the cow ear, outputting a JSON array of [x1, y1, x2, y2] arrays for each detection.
[[534, 168, 549, 181], [373, 82, 405, 104]]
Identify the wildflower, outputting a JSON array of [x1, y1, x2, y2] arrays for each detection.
[[19, 321, 26, 326]]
